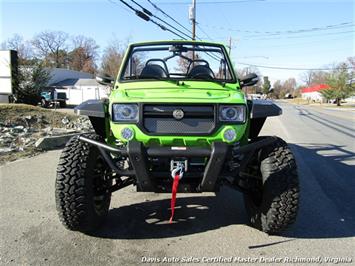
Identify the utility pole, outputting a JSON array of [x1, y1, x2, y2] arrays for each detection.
[[228, 37, 232, 55], [189, 0, 196, 41], [189, 0, 196, 62]]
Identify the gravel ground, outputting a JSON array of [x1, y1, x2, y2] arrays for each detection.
[[0, 104, 92, 164]]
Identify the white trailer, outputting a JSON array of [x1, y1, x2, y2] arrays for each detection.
[[0, 50, 17, 103]]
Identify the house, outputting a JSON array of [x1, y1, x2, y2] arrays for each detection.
[[301, 84, 328, 102], [47, 68, 93, 84], [301, 83, 355, 103], [0, 51, 109, 105], [50, 78, 110, 106]]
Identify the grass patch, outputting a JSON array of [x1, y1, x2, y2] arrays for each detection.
[[0, 103, 76, 128], [286, 98, 311, 105]]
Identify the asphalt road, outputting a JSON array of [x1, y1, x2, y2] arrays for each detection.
[[1, 102, 354, 265]]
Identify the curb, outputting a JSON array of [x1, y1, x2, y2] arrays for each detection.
[[35, 133, 80, 150]]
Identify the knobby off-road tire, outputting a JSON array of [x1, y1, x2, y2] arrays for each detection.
[[55, 134, 112, 233], [244, 137, 299, 234]]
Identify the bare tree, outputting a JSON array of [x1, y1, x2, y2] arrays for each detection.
[[235, 66, 261, 94], [301, 70, 314, 86], [347, 56, 355, 69], [101, 38, 126, 78], [1, 34, 33, 64], [272, 80, 283, 99], [283, 78, 297, 92], [68, 35, 99, 73], [32, 30, 69, 68], [301, 70, 330, 86]]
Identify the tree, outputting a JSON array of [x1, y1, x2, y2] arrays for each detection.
[[272, 80, 283, 99], [319, 89, 336, 102], [68, 35, 99, 73], [282, 77, 297, 97], [294, 85, 305, 98], [101, 39, 126, 78], [32, 31, 69, 68], [324, 62, 355, 106], [236, 66, 259, 79], [175, 51, 201, 73], [235, 66, 261, 94], [262, 76, 271, 94], [301, 70, 329, 87], [1, 34, 33, 65], [311, 71, 329, 85], [14, 63, 51, 105], [301, 70, 314, 87]]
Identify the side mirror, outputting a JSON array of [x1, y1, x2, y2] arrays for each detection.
[[239, 73, 259, 88], [96, 75, 114, 86]]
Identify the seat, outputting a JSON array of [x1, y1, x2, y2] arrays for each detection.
[[140, 64, 169, 79], [188, 65, 215, 80]]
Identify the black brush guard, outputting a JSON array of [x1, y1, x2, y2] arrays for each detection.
[[78, 135, 277, 193]]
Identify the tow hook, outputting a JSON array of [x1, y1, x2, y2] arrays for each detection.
[[169, 161, 186, 223]]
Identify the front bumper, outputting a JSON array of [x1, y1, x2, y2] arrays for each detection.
[[78, 135, 277, 193]]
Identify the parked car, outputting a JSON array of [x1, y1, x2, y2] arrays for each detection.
[[40, 88, 67, 108]]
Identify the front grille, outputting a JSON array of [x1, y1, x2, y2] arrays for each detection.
[[142, 105, 215, 134]]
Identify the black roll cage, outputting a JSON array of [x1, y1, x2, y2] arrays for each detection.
[[119, 41, 237, 83]]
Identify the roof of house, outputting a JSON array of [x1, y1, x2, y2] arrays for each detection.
[[51, 78, 100, 87], [301, 84, 329, 93]]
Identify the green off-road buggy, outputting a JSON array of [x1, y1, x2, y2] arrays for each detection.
[[55, 41, 299, 234]]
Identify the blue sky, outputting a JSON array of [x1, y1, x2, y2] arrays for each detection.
[[1, 0, 354, 84]]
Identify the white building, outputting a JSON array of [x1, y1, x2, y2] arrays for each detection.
[[301, 84, 328, 102], [1, 49, 109, 105], [50, 78, 110, 106], [301, 83, 355, 103], [0, 50, 17, 103]]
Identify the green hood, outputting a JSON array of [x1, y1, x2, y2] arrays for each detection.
[[111, 81, 246, 104]]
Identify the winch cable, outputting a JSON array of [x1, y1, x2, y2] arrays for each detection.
[[169, 165, 184, 223]]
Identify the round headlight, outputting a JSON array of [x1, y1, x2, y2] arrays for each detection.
[[112, 104, 139, 122], [121, 127, 134, 140], [224, 108, 238, 120], [223, 128, 237, 142], [219, 105, 246, 122], [122, 107, 132, 117]]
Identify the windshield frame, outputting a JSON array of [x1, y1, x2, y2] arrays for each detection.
[[118, 41, 237, 84]]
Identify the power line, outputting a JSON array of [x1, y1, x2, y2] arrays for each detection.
[[108, 0, 220, 61], [111, 0, 187, 39], [196, 23, 213, 40], [245, 30, 355, 41], [130, 0, 191, 39], [146, 0, 221, 61], [199, 22, 354, 36], [147, 0, 215, 43], [238, 62, 353, 71], [147, 0, 193, 35], [155, 0, 265, 5], [236, 35, 353, 49]]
